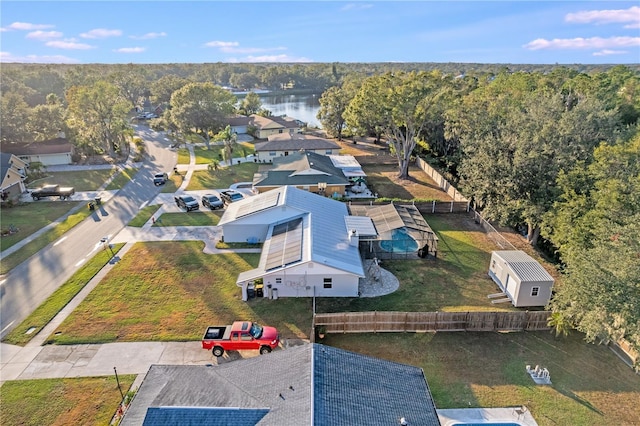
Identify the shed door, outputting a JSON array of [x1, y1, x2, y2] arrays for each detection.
[[506, 274, 517, 298]]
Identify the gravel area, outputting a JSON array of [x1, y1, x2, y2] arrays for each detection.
[[358, 258, 399, 297]]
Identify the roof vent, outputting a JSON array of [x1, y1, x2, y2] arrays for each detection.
[[400, 417, 408, 425]]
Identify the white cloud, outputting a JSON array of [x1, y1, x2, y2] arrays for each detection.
[[341, 3, 373, 12], [566, 6, 640, 29], [114, 47, 146, 53], [0, 51, 80, 64], [593, 49, 627, 56], [26, 30, 63, 41], [80, 28, 122, 39], [204, 40, 239, 48], [238, 54, 312, 63], [4, 22, 54, 31], [524, 36, 640, 50], [45, 40, 95, 50], [130, 32, 167, 40]]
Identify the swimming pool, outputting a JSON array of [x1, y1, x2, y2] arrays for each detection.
[[379, 228, 419, 253]]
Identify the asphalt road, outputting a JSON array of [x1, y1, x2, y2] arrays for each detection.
[[0, 125, 176, 339]]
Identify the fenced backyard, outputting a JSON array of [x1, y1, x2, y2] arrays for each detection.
[[314, 310, 551, 338]]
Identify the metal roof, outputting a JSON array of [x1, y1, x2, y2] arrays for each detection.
[[493, 251, 555, 283], [344, 216, 378, 239]]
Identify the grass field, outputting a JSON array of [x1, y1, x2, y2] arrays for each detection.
[[153, 211, 223, 226], [177, 143, 256, 164], [324, 332, 640, 426], [0, 375, 135, 426], [187, 163, 259, 190], [27, 170, 115, 191]]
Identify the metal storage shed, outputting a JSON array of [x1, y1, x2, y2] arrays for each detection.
[[488, 250, 555, 308]]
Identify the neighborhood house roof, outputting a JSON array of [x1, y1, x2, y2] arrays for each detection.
[[121, 344, 441, 426], [329, 155, 366, 178], [220, 186, 364, 280], [1, 138, 72, 156], [493, 251, 555, 283], [254, 134, 340, 152], [253, 151, 350, 188]]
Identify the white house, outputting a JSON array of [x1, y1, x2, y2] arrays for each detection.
[[1, 137, 73, 166], [218, 186, 365, 299], [488, 250, 555, 307]]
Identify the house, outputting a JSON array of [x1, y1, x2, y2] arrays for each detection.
[[218, 186, 364, 299], [252, 151, 350, 195], [488, 250, 555, 307], [1, 138, 73, 166], [0, 153, 28, 201], [348, 203, 439, 259], [120, 343, 442, 426], [249, 114, 302, 139], [228, 115, 251, 135], [253, 134, 340, 163]]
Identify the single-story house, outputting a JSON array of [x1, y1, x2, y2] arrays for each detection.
[[347, 203, 439, 259], [252, 151, 350, 196], [0, 153, 28, 201], [253, 134, 340, 163], [488, 250, 555, 307], [249, 114, 302, 139], [228, 115, 251, 135], [120, 343, 442, 426], [218, 185, 364, 299], [1, 138, 73, 166]]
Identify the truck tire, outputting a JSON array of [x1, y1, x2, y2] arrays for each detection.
[[212, 346, 224, 357], [259, 346, 272, 355]]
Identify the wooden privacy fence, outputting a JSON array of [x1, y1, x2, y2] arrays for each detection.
[[314, 311, 551, 334]]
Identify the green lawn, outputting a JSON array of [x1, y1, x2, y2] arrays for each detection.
[[28, 170, 116, 191], [2, 244, 124, 346], [127, 204, 163, 227], [154, 211, 222, 226], [177, 143, 255, 165], [187, 162, 259, 190], [325, 332, 640, 426], [0, 203, 92, 275], [0, 375, 135, 426], [47, 241, 313, 344], [105, 167, 138, 190], [316, 214, 516, 314]]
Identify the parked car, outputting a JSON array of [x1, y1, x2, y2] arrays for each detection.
[[31, 184, 75, 200], [154, 173, 169, 186], [174, 195, 199, 211], [220, 190, 244, 204], [202, 194, 224, 210], [202, 321, 279, 357]]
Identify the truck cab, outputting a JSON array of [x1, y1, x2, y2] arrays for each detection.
[[202, 321, 279, 357]]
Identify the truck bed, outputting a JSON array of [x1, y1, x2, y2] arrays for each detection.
[[203, 326, 232, 341]]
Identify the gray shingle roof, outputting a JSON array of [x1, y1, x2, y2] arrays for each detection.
[[254, 152, 349, 187], [314, 345, 441, 426], [122, 344, 441, 426]]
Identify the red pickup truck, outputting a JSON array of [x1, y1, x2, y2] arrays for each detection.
[[202, 321, 279, 357]]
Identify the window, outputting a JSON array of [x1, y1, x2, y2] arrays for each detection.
[[325, 150, 332, 155], [323, 278, 332, 289], [531, 287, 540, 297], [278, 129, 283, 133], [269, 151, 277, 156], [275, 278, 282, 284]]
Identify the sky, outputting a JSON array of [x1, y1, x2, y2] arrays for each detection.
[[1, 1, 639, 65]]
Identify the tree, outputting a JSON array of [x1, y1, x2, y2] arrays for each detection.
[[65, 80, 132, 157], [214, 125, 237, 165], [109, 69, 148, 109], [316, 86, 350, 140], [1, 92, 32, 143], [344, 75, 387, 143], [28, 101, 65, 141], [150, 74, 190, 106], [240, 92, 262, 115], [451, 74, 616, 245], [169, 82, 236, 149]]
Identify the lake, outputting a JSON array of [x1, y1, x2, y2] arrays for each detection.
[[258, 94, 322, 128]]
